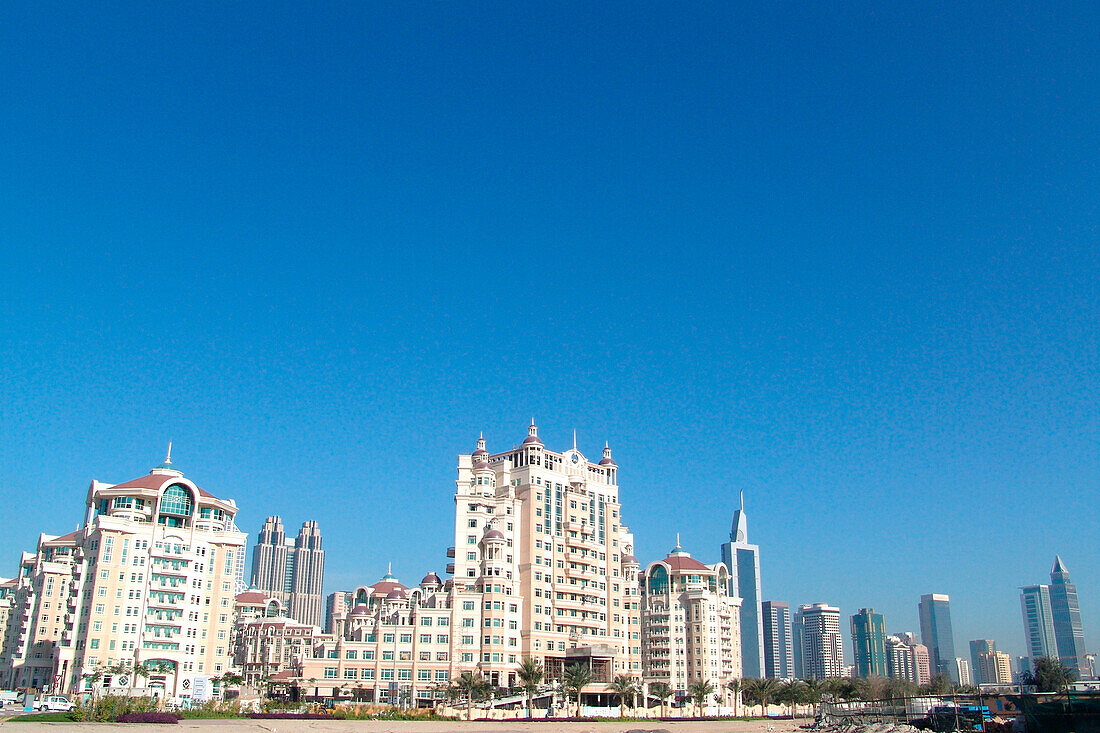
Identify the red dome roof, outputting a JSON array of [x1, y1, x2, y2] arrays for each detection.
[[482, 529, 505, 541], [420, 572, 442, 586], [385, 588, 407, 600], [663, 554, 710, 572]]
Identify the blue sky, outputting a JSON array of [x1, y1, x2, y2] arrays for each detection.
[[1, 2, 1097, 662]]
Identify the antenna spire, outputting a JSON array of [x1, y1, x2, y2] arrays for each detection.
[[165, 441, 173, 465], [740, 489, 744, 511], [573, 429, 577, 450]]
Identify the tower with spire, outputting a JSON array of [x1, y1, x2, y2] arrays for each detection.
[[720, 491, 764, 678], [1049, 555, 1089, 679]]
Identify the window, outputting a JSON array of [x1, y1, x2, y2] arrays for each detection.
[[159, 485, 194, 517]]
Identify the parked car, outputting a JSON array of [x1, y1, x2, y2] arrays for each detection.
[[34, 695, 74, 712]]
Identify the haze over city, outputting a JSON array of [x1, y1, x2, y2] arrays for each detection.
[[1, 1, 1097, 671]]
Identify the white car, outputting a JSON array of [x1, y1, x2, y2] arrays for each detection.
[[34, 695, 74, 712]]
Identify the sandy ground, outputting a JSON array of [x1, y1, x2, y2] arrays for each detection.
[[0, 717, 807, 732]]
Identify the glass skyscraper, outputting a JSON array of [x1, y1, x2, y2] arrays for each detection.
[[720, 491, 764, 678], [918, 593, 957, 681], [851, 608, 889, 678], [1046, 556, 1088, 679]]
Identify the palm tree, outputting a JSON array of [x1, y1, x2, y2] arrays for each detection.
[[453, 671, 489, 721], [726, 678, 744, 717], [608, 675, 638, 718], [801, 678, 824, 719], [516, 657, 544, 718], [649, 681, 672, 718], [686, 679, 716, 718], [754, 677, 780, 716], [777, 679, 805, 716], [561, 663, 592, 718]]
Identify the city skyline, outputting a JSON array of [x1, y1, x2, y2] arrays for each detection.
[[0, 438, 1093, 667], [2, 2, 1098, 671]]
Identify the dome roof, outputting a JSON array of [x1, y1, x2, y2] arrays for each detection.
[[599, 456, 617, 466], [350, 603, 370, 616], [522, 420, 543, 445], [420, 572, 442, 586], [482, 529, 505, 541], [386, 588, 407, 600], [473, 459, 491, 470], [622, 554, 639, 565]]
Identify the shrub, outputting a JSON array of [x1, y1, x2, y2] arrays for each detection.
[[116, 712, 180, 723], [247, 712, 344, 719]]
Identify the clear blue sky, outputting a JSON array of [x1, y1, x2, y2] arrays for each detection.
[[1, 2, 1097, 663]]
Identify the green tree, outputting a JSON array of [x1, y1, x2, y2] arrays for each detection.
[[686, 678, 716, 718], [561, 663, 592, 718], [649, 681, 672, 718], [801, 678, 824, 719], [725, 678, 744, 717], [754, 677, 781, 715], [452, 671, 489, 721], [1023, 656, 1076, 693], [921, 673, 954, 696], [777, 679, 806, 715], [516, 657, 544, 718], [608, 675, 638, 718]]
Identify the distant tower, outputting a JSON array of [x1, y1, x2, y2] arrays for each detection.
[[1020, 583, 1057, 671], [1049, 556, 1089, 680], [762, 601, 794, 678], [793, 602, 845, 680], [970, 640, 996, 685], [289, 521, 325, 628], [720, 491, 764, 678], [851, 608, 889, 678], [918, 593, 958, 681], [249, 517, 325, 627]]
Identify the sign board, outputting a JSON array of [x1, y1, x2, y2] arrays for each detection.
[[191, 675, 212, 703]]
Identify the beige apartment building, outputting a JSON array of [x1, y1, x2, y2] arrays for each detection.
[[452, 426, 642, 688], [639, 541, 741, 697], [0, 452, 246, 700]]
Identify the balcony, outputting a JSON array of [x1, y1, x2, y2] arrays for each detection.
[[446, 564, 455, 575], [446, 547, 455, 558]]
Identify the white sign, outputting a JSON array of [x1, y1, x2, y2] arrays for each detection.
[[190, 675, 212, 703]]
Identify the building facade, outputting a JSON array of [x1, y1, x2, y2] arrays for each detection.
[[1020, 583, 1057, 670], [719, 492, 763, 679], [1049, 556, 1089, 680], [793, 603, 844, 680], [885, 635, 916, 683], [0, 453, 245, 699], [447, 426, 642, 694], [249, 517, 325, 628], [969, 640, 996, 685], [639, 541, 741, 695], [232, 590, 324, 686], [918, 593, 957, 681], [975, 649, 1012, 686], [851, 608, 888, 678], [761, 600, 793, 679]]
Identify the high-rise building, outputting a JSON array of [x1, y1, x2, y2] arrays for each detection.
[[851, 608, 888, 678], [954, 657, 972, 686], [719, 492, 763, 679], [885, 635, 915, 682], [975, 649, 1012, 686], [762, 601, 793, 679], [249, 517, 325, 628], [918, 593, 957, 681], [0, 452, 246, 698], [448, 426, 642, 691], [793, 603, 844, 680], [1020, 584, 1057, 669], [899, 631, 932, 685], [640, 540, 742, 692], [324, 591, 353, 634], [1049, 556, 1089, 680], [970, 640, 996, 685]]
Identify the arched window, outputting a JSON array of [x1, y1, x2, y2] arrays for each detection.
[[648, 565, 668, 596], [159, 485, 194, 520]]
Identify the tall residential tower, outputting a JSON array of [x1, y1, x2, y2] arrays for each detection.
[[249, 517, 325, 628], [762, 601, 794, 679], [793, 602, 844, 680]]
